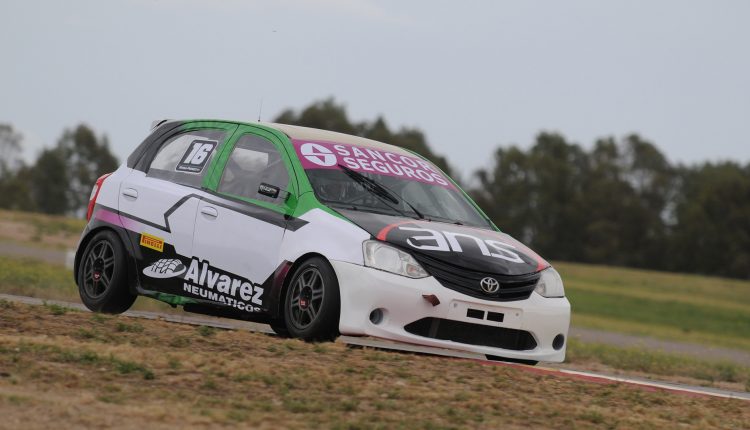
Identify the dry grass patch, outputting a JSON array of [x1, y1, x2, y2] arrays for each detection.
[[0, 209, 85, 250], [0, 302, 748, 429]]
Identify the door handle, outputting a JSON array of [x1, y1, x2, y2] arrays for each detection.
[[200, 206, 219, 219], [122, 188, 138, 199]]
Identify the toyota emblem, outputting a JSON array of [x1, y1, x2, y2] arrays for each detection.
[[480, 277, 500, 294]]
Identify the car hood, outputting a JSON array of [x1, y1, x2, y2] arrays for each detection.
[[337, 209, 549, 276]]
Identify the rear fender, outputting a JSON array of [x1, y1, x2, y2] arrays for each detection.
[[74, 220, 140, 295]]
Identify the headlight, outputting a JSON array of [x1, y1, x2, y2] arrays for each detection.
[[362, 240, 429, 279], [534, 267, 565, 298]]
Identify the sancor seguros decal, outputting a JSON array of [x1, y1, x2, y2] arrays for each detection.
[[293, 139, 454, 189]]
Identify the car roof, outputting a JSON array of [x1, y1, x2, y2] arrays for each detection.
[[263, 122, 415, 156], [158, 119, 417, 156]]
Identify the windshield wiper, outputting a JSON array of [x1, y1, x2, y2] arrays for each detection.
[[421, 213, 464, 225], [337, 164, 425, 220]]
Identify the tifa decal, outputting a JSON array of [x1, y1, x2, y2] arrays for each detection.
[[139, 232, 165, 252], [176, 139, 217, 173], [143, 258, 187, 278]]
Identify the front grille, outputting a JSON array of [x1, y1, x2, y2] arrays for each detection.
[[404, 318, 537, 351], [411, 252, 539, 301]]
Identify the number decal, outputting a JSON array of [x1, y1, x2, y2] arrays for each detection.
[[176, 140, 217, 173]]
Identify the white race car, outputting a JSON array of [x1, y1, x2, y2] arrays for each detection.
[[75, 120, 570, 363]]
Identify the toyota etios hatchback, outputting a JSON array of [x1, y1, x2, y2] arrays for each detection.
[[75, 120, 570, 363]]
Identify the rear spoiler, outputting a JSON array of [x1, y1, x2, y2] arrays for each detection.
[[150, 119, 170, 131]]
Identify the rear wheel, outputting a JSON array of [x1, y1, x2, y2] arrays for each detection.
[[77, 230, 137, 314], [283, 257, 340, 341]]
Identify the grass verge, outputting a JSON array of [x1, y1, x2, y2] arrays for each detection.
[[0, 301, 748, 429], [0, 208, 85, 250], [565, 338, 750, 392], [556, 261, 750, 352], [0, 255, 173, 312]]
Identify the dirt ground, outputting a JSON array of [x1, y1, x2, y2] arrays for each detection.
[[0, 210, 83, 251], [0, 301, 748, 430]]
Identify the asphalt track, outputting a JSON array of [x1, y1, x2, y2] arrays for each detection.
[[1, 293, 748, 402]]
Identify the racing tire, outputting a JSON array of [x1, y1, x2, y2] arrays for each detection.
[[283, 257, 340, 342], [269, 319, 291, 338], [77, 230, 137, 314]]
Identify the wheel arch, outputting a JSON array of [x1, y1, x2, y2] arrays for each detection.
[[271, 252, 339, 320], [75, 225, 139, 294]]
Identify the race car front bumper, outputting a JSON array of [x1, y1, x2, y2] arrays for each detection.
[[332, 260, 571, 363]]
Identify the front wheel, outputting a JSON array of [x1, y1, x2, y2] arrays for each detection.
[[77, 230, 137, 314], [283, 257, 340, 342], [269, 319, 290, 338]]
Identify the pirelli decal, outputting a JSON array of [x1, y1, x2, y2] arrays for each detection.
[[140, 232, 165, 252]]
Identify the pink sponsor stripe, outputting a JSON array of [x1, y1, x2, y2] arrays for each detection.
[[293, 139, 455, 189], [94, 208, 139, 232], [95, 208, 124, 227]]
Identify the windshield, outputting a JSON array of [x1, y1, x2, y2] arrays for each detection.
[[293, 139, 493, 229]]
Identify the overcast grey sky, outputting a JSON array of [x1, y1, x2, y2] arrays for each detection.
[[1, 0, 748, 175]]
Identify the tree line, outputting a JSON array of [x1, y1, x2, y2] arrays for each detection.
[[1, 98, 748, 279], [0, 124, 118, 216]]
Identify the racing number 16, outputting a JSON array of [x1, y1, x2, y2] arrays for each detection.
[[183, 142, 214, 165], [177, 140, 217, 173]]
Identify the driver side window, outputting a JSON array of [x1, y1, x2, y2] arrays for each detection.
[[218, 134, 289, 203]]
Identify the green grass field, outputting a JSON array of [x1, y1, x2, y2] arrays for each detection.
[[557, 262, 750, 352]]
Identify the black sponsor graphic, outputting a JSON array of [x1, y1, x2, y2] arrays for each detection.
[[176, 140, 217, 173], [258, 183, 280, 198], [337, 209, 548, 276], [142, 257, 263, 312], [95, 189, 309, 233]]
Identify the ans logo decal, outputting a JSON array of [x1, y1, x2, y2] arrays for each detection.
[[176, 140, 217, 173], [139, 232, 164, 252], [300, 142, 337, 166], [399, 226, 525, 264], [143, 259, 186, 278]]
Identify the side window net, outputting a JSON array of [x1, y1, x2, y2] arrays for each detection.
[[147, 129, 226, 187], [218, 134, 289, 203]]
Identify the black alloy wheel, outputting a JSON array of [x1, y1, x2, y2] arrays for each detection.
[[81, 239, 115, 299], [283, 257, 340, 341], [77, 230, 137, 314]]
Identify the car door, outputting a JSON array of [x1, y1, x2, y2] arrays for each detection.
[[190, 126, 298, 313], [118, 122, 238, 295]]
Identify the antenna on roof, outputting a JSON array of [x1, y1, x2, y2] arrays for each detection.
[[257, 98, 264, 122]]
